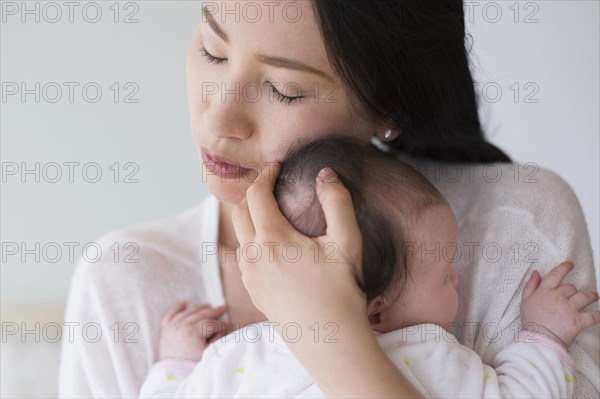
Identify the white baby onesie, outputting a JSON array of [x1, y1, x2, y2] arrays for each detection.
[[139, 322, 575, 398]]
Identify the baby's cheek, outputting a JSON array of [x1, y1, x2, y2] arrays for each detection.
[[449, 290, 459, 317]]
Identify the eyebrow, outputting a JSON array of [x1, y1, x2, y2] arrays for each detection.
[[202, 5, 334, 82]]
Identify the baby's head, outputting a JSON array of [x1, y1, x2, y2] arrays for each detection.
[[274, 136, 459, 333]]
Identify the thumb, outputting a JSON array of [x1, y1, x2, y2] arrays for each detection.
[[522, 270, 541, 300], [315, 167, 362, 262]]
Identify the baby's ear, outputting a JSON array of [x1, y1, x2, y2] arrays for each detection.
[[367, 297, 384, 320]]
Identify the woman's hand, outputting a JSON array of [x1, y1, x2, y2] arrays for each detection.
[[232, 163, 424, 398], [232, 164, 367, 328]]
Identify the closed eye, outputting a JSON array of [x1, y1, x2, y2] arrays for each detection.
[[265, 81, 304, 104], [200, 47, 227, 65], [199, 47, 304, 105]]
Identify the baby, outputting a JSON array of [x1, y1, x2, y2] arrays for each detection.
[[139, 136, 600, 398]]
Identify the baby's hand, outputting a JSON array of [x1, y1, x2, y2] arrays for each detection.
[[159, 301, 233, 362], [520, 261, 600, 348]]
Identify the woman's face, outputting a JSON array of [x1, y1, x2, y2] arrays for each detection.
[[186, 1, 379, 204]]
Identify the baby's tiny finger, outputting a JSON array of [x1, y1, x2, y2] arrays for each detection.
[[162, 301, 187, 325], [570, 291, 600, 310], [198, 319, 232, 341], [522, 270, 541, 300], [207, 328, 232, 344], [186, 305, 227, 324], [539, 262, 575, 290], [579, 310, 600, 330], [190, 303, 222, 313], [557, 284, 578, 298], [173, 303, 212, 323]]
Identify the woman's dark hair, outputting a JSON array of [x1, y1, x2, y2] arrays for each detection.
[[311, 0, 511, 163], [274, 135, 447, 302]]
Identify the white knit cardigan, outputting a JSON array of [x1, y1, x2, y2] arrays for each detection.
[[58, 157, 599, 398]]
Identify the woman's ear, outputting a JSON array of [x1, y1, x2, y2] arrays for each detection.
[[372, 120, 401, 142]]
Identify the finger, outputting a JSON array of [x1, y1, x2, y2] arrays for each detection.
[[315, 168, 362, 262], [185, 305, 227, 324], [206, 320, 235, 333], [246, 162, 289, 234], [557, 284, 578, 298], [522, 270, 542, 300], [198, 320, 233, 341], [569, 291, 600, 310], [188, 303, 223, 314], [232, 199, 255, 246], [539, 261, 575, 290], [172, 303, 212, 323], [578, 310, 600, 330], [207, 327, 233, 344], [162, 301, 187, 325]]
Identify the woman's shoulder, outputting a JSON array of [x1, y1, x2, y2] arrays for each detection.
[[99, 195, 218, 258], [61, 195, 224, 376], [398, 153, 581, 216], [465, 162, 579, 209], [71, 195, 220, 284], [456, 162, 583, 225], [464, 162, 578, 212]]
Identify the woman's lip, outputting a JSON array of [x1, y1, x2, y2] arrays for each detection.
[[201, 147, 250, 178], [201, 147, 240, 166]]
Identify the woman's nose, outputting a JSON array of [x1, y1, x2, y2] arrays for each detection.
[[204, 83, 254, 141]]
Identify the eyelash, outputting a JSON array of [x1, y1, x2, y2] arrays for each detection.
[[199, 46, 303, 105], [199, 47, 227, 65]]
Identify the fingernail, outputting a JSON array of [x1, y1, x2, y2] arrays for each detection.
[[317, 167, 339, 183]]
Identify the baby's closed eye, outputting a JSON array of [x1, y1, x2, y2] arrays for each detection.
[[444, 273, 451, 282]]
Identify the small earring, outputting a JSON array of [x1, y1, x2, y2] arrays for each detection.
[[383, 129, 393, 140]]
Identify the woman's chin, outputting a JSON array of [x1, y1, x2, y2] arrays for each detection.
[[205, 178, 249, 205]]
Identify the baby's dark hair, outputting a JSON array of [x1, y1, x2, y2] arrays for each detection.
[[274, 135, 447, 302]]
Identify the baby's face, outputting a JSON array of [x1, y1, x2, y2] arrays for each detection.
[[370, 204, 459, 333]]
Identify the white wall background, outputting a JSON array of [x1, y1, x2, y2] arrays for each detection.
[[1, 1, 598, 397]]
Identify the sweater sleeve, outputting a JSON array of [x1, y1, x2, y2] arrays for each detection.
[[58, 201, 220, 398], [58, 231, 159, 398]]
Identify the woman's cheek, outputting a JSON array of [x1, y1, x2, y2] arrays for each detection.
[[186, 47, 218, 104]]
